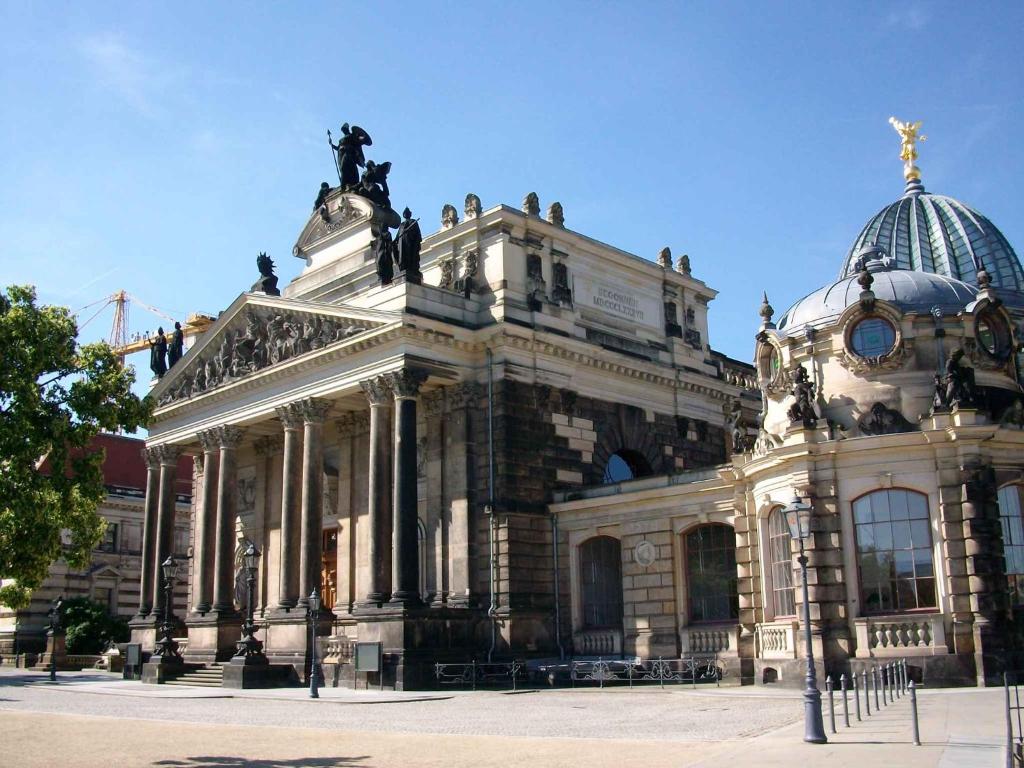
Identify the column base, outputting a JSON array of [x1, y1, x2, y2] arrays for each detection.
[[141, 654, 186, 684], [129, 614, 161, 650], [183, 613, 243, 664]]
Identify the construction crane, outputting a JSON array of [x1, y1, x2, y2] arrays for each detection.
[[74, 291, 215, 365]]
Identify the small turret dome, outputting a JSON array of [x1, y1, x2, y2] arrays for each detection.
[[777, 263, 978, 337]]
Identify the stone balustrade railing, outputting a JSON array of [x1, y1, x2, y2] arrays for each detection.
[[323, 635, 355, 664], [755, 620, 798, 659], [853, 613, 948, 658], [679, 623, 739, 656], [573, 628, 624, 656]]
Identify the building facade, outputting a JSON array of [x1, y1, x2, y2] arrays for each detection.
[[133, 123, 1024, 689], [0, 434, 192, 664]]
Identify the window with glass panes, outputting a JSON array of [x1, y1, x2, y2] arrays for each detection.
[[854, 489, 936, 613], [767, 508, 796, 617], [685, 524, 739, 623], [580, 536, 623, 629], [997, 485, 1024, 606]]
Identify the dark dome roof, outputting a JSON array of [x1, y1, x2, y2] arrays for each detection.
[[840, 180, 1024, 293], [778, 263, 978, 336]]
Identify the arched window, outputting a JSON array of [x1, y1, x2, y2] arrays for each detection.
[[998, 485, 1024, 606], [579, 536, 623, 629], [854, 489, 936, 614], [767, 507, 796, 617], [685, 524, 738, 623], [602, 450, 653, 484]]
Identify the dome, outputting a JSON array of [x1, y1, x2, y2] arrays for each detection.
[[840, 180, 1024, 293], [777, 263, 978, 336]]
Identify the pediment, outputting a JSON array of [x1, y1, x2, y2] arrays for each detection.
[[293, 192, 398, 259], [152, 293, 398, 407]]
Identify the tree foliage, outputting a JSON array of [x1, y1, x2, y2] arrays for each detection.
[[0, 286, 151, 608], [60, 596, 131, 655]]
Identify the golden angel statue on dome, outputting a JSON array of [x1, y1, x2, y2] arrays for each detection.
[[888, 117, 927, 179]]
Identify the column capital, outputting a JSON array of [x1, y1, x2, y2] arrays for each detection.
[[142, 447, 162, 470], [254, 434, 284, 457], [197, 429, 221, 453], [296, 397, 331, 424], [446, 381, 481, 412], [148, 443, 185, 466], [212, 425, 245, 449], [386, 368, 428, 400], [336, 410, 370, 438], [275, 403, 305, 429], [359, 375, 392, 406]]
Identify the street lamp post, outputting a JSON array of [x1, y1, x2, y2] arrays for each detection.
[[785, 492, 827, 744], [308, 588, 321, 699], [46, 595, 63, 682], [153, 555, 182, 661], [234, 543, 265, 659]]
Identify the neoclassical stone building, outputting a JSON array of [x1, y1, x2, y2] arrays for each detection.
[[552, 129, 1024, 687], [134, 179, 756, 687], [135, 123, 1023, 689]]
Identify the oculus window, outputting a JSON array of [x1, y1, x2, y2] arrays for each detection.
[[854, 489, 936, 613], [685, 524, 739, 623], [767, 507, 796, 617], [977, 311, 1011, 359], [602, 450, 652, 484], [998, 485, 1024, 606], [850, 317, 897, 358], [579, 536, 623, 629]]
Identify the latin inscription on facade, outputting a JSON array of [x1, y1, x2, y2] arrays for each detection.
[[574, 275, 661, 330]]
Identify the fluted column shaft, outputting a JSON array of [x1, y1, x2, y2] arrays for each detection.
[[136, 449, 161, 618], [212, 426, 244, 614], [192, 431, 220, 614], [360, 377, 393, 605], [276, 406, 303, 610], [388, 369, 427, 606], [297, 399, 331, 609], [152, 445, 184, 617]]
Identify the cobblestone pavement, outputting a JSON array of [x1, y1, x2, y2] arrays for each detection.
[[0, 671, 801, 741]]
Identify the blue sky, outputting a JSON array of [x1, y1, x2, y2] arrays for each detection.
[[1, 2, 1021, 379]]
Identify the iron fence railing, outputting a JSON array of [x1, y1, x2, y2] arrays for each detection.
[[570, 656, 724, 688], [1006, 672, 1024, 767], [434, 660, 525, 690]]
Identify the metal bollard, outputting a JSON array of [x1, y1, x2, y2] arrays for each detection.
[[903, 659, 909, 694], [872, 666, 880, 710], [909, 680, 921, 746], [472, 659, 477, 692], [862, 669, 871, 716], [854, 672, 862, 721], [890, 663, 896, 703], [883, 664, 891, 704], [826, 675, 836, 734], [841, 673, 850, 727], [893, 662, 900, 699]]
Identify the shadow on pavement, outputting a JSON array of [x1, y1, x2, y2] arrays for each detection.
[[153, 758, 368, 767]]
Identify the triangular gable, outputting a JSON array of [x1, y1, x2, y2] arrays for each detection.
[[152, 293, 399, 408], [88, 564, 123, 579]]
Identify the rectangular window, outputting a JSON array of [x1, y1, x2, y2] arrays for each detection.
[[98, 524, 118, 553], [855, 490, 936, 614]]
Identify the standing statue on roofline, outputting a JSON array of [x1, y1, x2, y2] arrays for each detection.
[[149, 327, 168, 378], [395, 207, 422, 283], [328, 123, 372, 190]]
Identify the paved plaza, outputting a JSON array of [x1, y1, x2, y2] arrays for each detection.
[[0, 669, 1006, 767]]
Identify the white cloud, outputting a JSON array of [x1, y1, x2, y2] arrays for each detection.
[[78, 33, 167, 117], [884, 6, 930, 32]]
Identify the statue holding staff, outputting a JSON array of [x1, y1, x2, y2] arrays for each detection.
[[328, 123, 372, 190]]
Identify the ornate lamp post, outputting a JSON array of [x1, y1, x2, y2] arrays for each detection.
[[46, 595, 63, 682], [785, 493, 827, 744], [308, 588, 321, 699], [234, 543, 265, 659], [153, 555, 182, 661]]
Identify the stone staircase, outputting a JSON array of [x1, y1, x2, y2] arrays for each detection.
[[164, 662, 225, 688]]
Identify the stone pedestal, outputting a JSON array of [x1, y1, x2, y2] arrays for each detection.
[[128, 615, 160, 650], [141, 654, 185, 684], [36, 630, 66, 671], [183, 614, 244, 664], [222, 654, 297, 688]]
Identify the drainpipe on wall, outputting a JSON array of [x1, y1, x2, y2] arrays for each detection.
[[551, 512, 564, 660], [486, 348, 498, 662]]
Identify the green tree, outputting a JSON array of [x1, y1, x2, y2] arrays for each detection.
[[60, 596, 131, 654], [0, 285, 152, 608]]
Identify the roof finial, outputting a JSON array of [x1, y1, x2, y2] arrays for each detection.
[[889, 117, 926, 192]]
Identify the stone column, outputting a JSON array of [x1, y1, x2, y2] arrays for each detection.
[[212, 425, 245, 615], [387, 369, 427, 606], [191, 430, 220, 614], [296, 398, 331, 609], [360, 376, 393, 605], [445, 382, 479, 608], [152, 444, 185, 618], [275, 405, 304, 611], [135, 448, 161, 619]]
